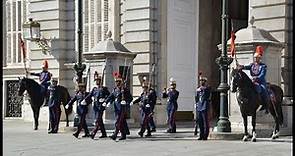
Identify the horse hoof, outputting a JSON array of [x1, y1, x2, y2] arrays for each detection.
[[271, 135, 278, 140], [242, 136, 248, 142], [251, 138, 256, 142], [34, 127, 38, 130]]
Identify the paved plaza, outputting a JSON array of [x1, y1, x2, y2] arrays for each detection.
[[3, 119, 292, 156]]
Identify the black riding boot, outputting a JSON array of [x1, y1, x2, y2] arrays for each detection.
[[259, 95, 269, 114]]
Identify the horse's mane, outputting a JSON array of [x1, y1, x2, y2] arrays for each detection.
[[24, 78, 40, 89], [239, 70, 255, 90]]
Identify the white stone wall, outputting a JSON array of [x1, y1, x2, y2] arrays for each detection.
[[167, 0, 197, 111]]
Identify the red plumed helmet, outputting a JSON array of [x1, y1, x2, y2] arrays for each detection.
[[42, 60, 48, 68], [255, 46, 264, 56], [113, 71, 122, 81]]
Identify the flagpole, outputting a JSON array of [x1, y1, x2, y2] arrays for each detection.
[[230, 19, 238, 67], [20, 36, 28, 77]]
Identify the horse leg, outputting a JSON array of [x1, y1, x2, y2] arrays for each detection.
[[64, 105, 69, 127], [251, 114, 257, 142], [271, 117, 280, 140], [242, 115, 249, 141], [33, 107, 40, 130]]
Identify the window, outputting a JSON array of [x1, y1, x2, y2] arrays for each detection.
[[5, 0, 28, 65], [82, 0, 110, 53]]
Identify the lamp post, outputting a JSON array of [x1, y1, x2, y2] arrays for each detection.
[[215, 0, 233, 132], [74, 0, 86, 84], [73, 0, 86, 127], [23, 18, 50, 53]]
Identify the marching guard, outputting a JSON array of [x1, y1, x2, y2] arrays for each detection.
[[66, 82, 92, 138], [85, 71, 110, 139], [47, 78, 61, 134], [162, 78, 179, 133], [104, 72, 133, 141], [195, 74, 210, 140], [132, 77, 156, 137]]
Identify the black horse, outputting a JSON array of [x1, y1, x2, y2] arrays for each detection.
[[230, 68, 284, 141], [18, 77, 73, 130]]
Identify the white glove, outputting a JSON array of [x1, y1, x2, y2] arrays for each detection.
[[102, 102, 107, 107], [65, 105, 69, 109], [194, 104, 197, 109], [130, 102, 134, 106], [81, 100, 87, 105], [106, 102, 111, 108]]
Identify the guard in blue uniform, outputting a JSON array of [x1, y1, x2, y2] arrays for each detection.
[[28, 60, 52, 106], [148, 87, 157, 132], [195, 75, 210, 140], [132, 79, 154, 137], [105, 72, 133, 141], [85, 71, 110, 139], [66, 82, 92, 138], [238, 45, 270, 114], [47, 78, 61, 134], [162, 78, 179, 133]]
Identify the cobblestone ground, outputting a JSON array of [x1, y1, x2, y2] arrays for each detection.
[[3, 119, 292, 156]]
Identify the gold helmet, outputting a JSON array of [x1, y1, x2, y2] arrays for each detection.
[[142, 76, 149, 88], [169, 77, 176, 85], [94, 71, 102, 81]]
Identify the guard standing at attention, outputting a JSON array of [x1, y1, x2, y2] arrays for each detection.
[[195, 74, 211, 140], [47, 78, 61, 134], [162, 77, 179, 133]]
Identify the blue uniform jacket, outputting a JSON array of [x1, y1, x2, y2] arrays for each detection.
[[133, 91, 154, 113], [105, 87, 133, 113], [47, 85, 60, 108], [162, 89, 179, 111], [67, 91, 92, 115], [85, 86, 110, 112], [149, 89, 157, 111], [195, 86, 210, 111], [243, 63, 267, 87], [31, 71, 51, 89]]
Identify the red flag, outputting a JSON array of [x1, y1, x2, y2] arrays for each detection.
[[230, 31, 236, 57], [19, 37, 26, 59]]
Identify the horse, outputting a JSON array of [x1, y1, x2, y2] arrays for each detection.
[[230, 68, 284, 142], [18, 77, 73, 130]]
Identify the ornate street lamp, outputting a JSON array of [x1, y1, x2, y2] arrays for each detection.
[[215, 0, 233, 132], [73, 0, 86, 127], [23, 18, 51, 53], [74, 0, 86, 84]]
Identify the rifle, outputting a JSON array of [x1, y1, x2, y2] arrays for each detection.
[[86, 64, 91, 92], [101, 64, 106, 87], [121, 62, 131, 101], [148, 63, 155, 90]]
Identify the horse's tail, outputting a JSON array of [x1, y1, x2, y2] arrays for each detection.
[[58, 85, 73, 114], [270, 84, 284, 125]]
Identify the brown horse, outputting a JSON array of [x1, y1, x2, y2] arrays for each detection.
[[18, 77, 73, 130], [230, 68, 283, 141]]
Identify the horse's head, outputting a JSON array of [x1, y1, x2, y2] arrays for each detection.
[[230, 68, 243, 93], [18, 77, 27, 96]]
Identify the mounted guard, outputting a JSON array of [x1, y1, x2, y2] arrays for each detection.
[[27, 60, 52, 106], [237, 45, 270, 114]]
